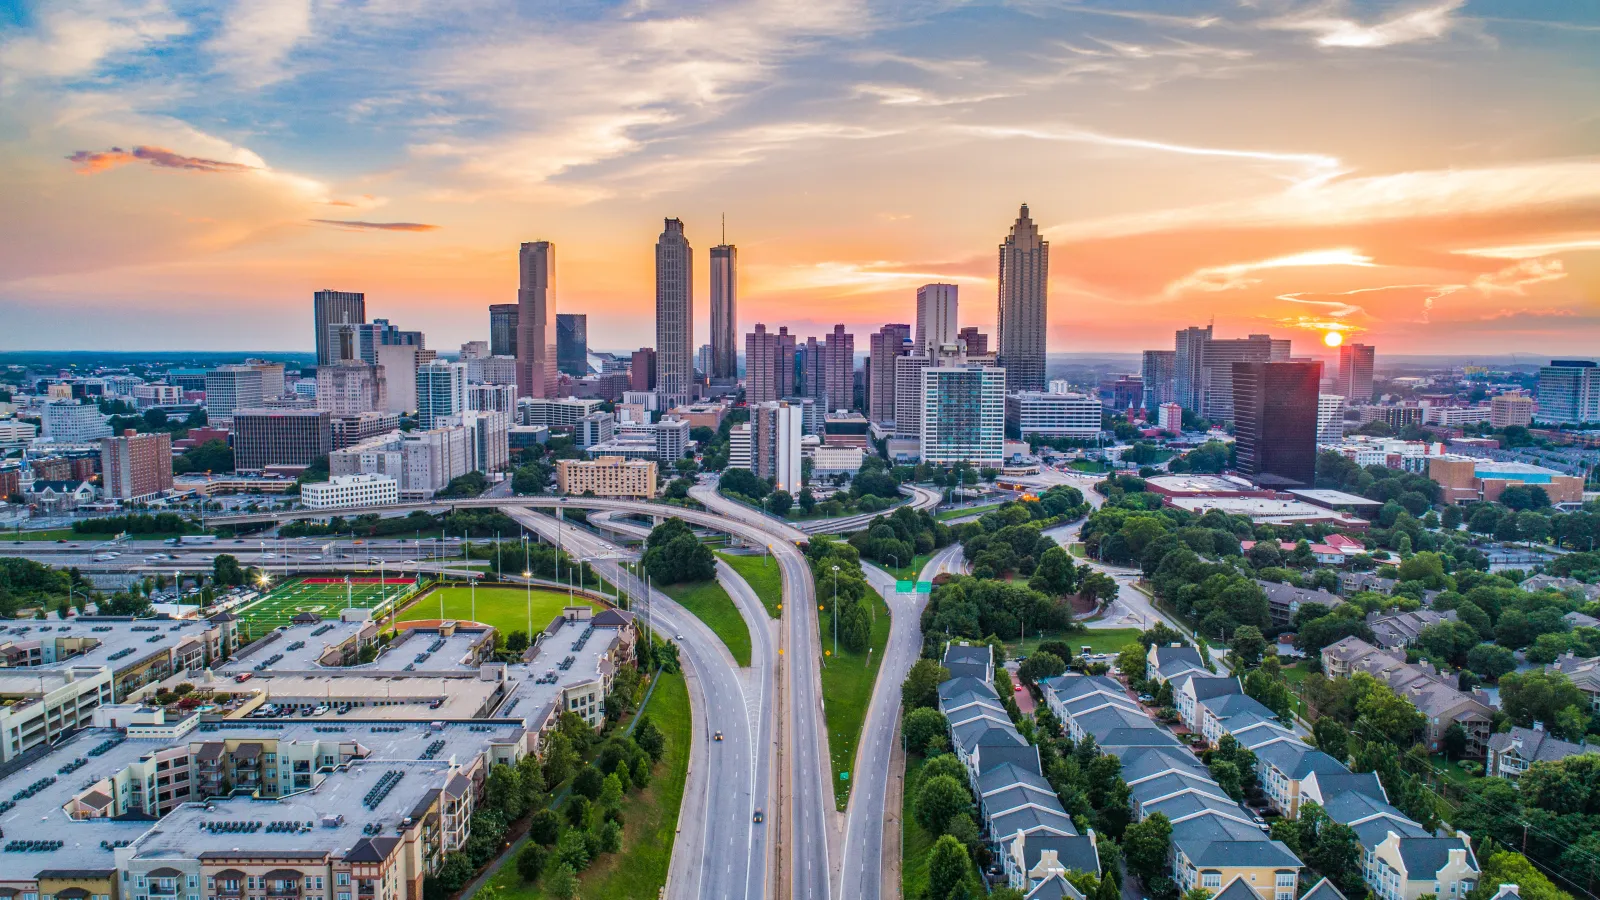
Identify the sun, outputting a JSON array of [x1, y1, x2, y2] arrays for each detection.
[[1323, 331, 1343, 348]]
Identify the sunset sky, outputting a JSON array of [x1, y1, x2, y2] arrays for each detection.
[[2, 0, 1598, 356]]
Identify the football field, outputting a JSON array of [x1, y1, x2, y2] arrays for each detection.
[[238, 576, 416, 634]]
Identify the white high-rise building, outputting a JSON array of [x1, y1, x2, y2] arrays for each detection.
[[1004, 391, 1100, 438], [894, 354, 933, 439], [204, 366, 264, 422], [916, 284, 959, 355], [745, 401, 804, 493], [376, 344, 419, 415], [728, 423, 752, 470], [709, 242, 737, 382], [40, 401, 112, 443], [316, 361, 386, 416], [923, 366, 1006, 466], [443, 410, 510, 474], [1536, 361, 1600, 425], [415, 361, 467, 429], [466, 383, 518, 415], [1317, 395, 1346, 441], [1158, 402, 1183, 434]]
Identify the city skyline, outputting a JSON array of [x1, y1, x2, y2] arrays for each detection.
[[2, 2, 1599, 354]]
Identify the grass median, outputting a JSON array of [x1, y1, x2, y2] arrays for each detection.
[[821, 587, 891, 809], [716, 550, 782, 618], [660, 579, 753, 666], [934, 503, 1006, 521]]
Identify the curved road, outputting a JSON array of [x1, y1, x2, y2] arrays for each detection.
[[504, 506, 776, 900]]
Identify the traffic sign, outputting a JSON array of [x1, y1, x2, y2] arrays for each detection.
[[895, 580, 914, 592], [839, 772, 849, 781]]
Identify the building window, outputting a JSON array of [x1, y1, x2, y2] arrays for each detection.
[[1202, 874, 1221, 889]]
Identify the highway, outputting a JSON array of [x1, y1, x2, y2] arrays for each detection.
[[503, 506, 776, 900], [689, 483, 834, 900], [793, 483, 944, 535], [838, 539, 962, 900]]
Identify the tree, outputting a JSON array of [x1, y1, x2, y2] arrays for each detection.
[[767, 490, 794, 516], [1123, 812, 1172, 882], [1465, 643, 1517, 682], [1498, 671, 1587, 729], [643, 518, 716, 584], [507, 630, 530, 654], [543, 861, 580, 900], [1017, 651, 1067, 686], [903, 659, 951, 710], [529, 809, 561, 845], [1116, 642, 1149, 684], [915, 774, 971, 834], [572, 765, 604, 800], [1468, 850, 1572, 900], [555, 826, 591, 870], [1031, 546, 1078, 597], [516, 842, 547, 883], [903, 707, 950, 755], [213, 554, 246, 587], [1313, 717, 1350, 763], [926, 835, 973, 900], [1229, 626, 1267, 669]]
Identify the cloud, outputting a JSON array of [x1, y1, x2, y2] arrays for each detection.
[[1264, 0, 1466, 49], [1471, 258, 1567, 294], [67, 146, 258, 174], [311, 219, 440, 232], [205, 0, 313, 86], [1164, 247, 1376, 295], [0, 0, 187, 82], [1453, 236, 1600, 259]]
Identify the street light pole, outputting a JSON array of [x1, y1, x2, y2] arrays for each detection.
[[524, 570, 532, 638]]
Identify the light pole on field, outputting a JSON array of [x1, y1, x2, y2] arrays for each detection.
[[831, 564, 840, 658], [524, 570, 532, 638]]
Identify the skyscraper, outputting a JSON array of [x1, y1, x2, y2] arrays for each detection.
[[205, 366, 264, 422], [1233, 361, 1321, 488], [316, 360, 387, 416], [630, 348, 657, 392], [101, 429, 173, 502], [710, 242, 737, 382], [957, 326, 987, 357], [313, 290, 366, 367], [916, 284, 959, 355], [997, 205, 1048, 392], [1337, 343, 1376, 405], [516, 241, 557, 400], [489, 303, 519, 357], [922, 365, 1006, 466], [1201, 334, 1281, 423], [894, 354, 932, 439], [556, 313, 588, 377], [822, 324, 855, 411], [655, 218, 693, 407], [1141, 350, 1176, 410], [745, 324, 788, 404], [1536, 360, 1600, 425], [1173, 325, 1212, 413], [869, 323, 912, 425]]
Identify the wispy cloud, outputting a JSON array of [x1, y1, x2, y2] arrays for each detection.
[[206, 0, 313, 86], [0, 0, 187, 82], [311, 219, 439, 232], [1165, 248, 1376, 296], [1264, 0, 1466, 49], [67, 146, 257, 174]]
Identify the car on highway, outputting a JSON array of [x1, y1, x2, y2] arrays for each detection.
[[713, 731, 723, 741], [308, 555, 322, 561], [752, 809, 763, 823]]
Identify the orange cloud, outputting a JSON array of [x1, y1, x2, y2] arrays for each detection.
[[310, 219, 440, 232], [66, 146, 257, 174]]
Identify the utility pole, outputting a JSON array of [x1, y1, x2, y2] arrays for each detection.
[[831, 565, 840, 658]]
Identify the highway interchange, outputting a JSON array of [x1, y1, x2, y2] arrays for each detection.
[[10, 471, 1168, 900]]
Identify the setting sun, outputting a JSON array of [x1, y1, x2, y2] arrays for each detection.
[[1323, 331, 1344, 348]]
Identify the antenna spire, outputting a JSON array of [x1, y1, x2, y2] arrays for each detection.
[[721, 212, 726, 245]]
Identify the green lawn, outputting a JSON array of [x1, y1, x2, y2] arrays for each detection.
[[490, 670, 692, 900], [240, 576, 404, 634], [902, 755, 938, 900], [935, 503, 1006, 521], [5, 529, 196, 542], [717, 550, 782, 618], [821, 587, 891, 809], [1069, 460, 1113, 473], [660, 579, 752, 666], [1012, 627, 1146, 658], [1068, 543, 1087, 559], [882, 552, 934, 582], [398, 585, 589, 637]]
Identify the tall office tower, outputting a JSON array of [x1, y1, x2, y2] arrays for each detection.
[[957, 327, 987, 357], [1337, 343, 1376, 405], [798, 337, 819, 401], [100, 429, 173, 502], [416, 360, 467, 430], [997, 205, 1048, 392], [1318, 394, 1346, 441], [654, 218, 694, 408], [556, 314, 588, 377], [1491, 392, 1535, 428], [869, 324, 912, 425], [1200, 334, 1278, 423], [313, 290, 366, 366], [774, 327, 797, 398], [1233, 361, 1321, 488], [1173, 325, 1212, 413], [460, 341, 489, 360], [316, 360, 388, 416], [631, 348, 657, 392], [1536, 360, 1600, 424], [822, 324, 855, 411], [922, 365, 1006, 467], [376, 344, 418, 414], [516, 241, 557, 400], [745, 324, 787, 404], [205, 366, 264, 422], [245, 360, 286, 398], [894, 354, 932, 438], [489, 303, 519, 357], [709, 242, 737, 381], [916, 284, 959, 355], [1141, 350, 1176, 410]]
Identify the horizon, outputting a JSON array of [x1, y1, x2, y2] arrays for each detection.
[[2, 2, 1598, 355]]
